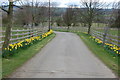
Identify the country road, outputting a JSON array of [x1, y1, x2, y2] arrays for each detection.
[[9, 32, 116, 78]]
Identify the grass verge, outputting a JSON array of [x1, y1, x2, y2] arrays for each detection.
[[2, 33, 56, 78], [75, 32, 119, 77]]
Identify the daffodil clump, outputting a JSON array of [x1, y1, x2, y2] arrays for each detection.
[[89, 36, 120, 55], [2, 30, 53, 58], [83, 32, 88, 34], [90, 36, 103, 45], [42, 30, 53, 38]]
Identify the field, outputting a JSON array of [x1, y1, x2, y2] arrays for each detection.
[[54, 22, 118, 36], [53, 26, 118, 36], [93, 28, 118, 36]]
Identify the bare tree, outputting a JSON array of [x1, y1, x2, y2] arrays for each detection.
[[50, 2, 59, 26], [1, 1, 14, 51], [110, 1, 120, 28], [38, 2, 49, 27], [63, 7, 74, 30], [15, 5, 32, 27], [14, 0, 59, 28], [69, 4, 80, 26], [14, 1, 49, 28], [80, 0, 105, 34]]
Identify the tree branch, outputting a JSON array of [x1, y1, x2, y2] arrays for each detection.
[[13, 5, 23, 9], [0, 7, 9, 13]]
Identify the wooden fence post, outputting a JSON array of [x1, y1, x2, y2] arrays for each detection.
[[17, 29, 18, 41], [103, 27, 109, 46], [23, 29, 24, 38], [11, 28, 12, 44]]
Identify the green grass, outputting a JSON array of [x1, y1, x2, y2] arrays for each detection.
[[92, 23, 106, 28], [54, 23, 118, 36], [2, 33, 56, 78], [93, 28, 118, 36], [2, 27, 26, 31], [53, 29, 68, 32], [0, 56, 2, 79], [76, 32, 119, 77]]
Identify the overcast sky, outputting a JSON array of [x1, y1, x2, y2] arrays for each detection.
[[0, 0, 119, 7]]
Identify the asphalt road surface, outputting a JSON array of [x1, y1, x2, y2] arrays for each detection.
[[10, 32, 116, 78]]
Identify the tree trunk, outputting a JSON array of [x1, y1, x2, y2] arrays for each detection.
[[88, 23, 91, 35], [2, 2, 13, 50], [67, 26, 70, 31]]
